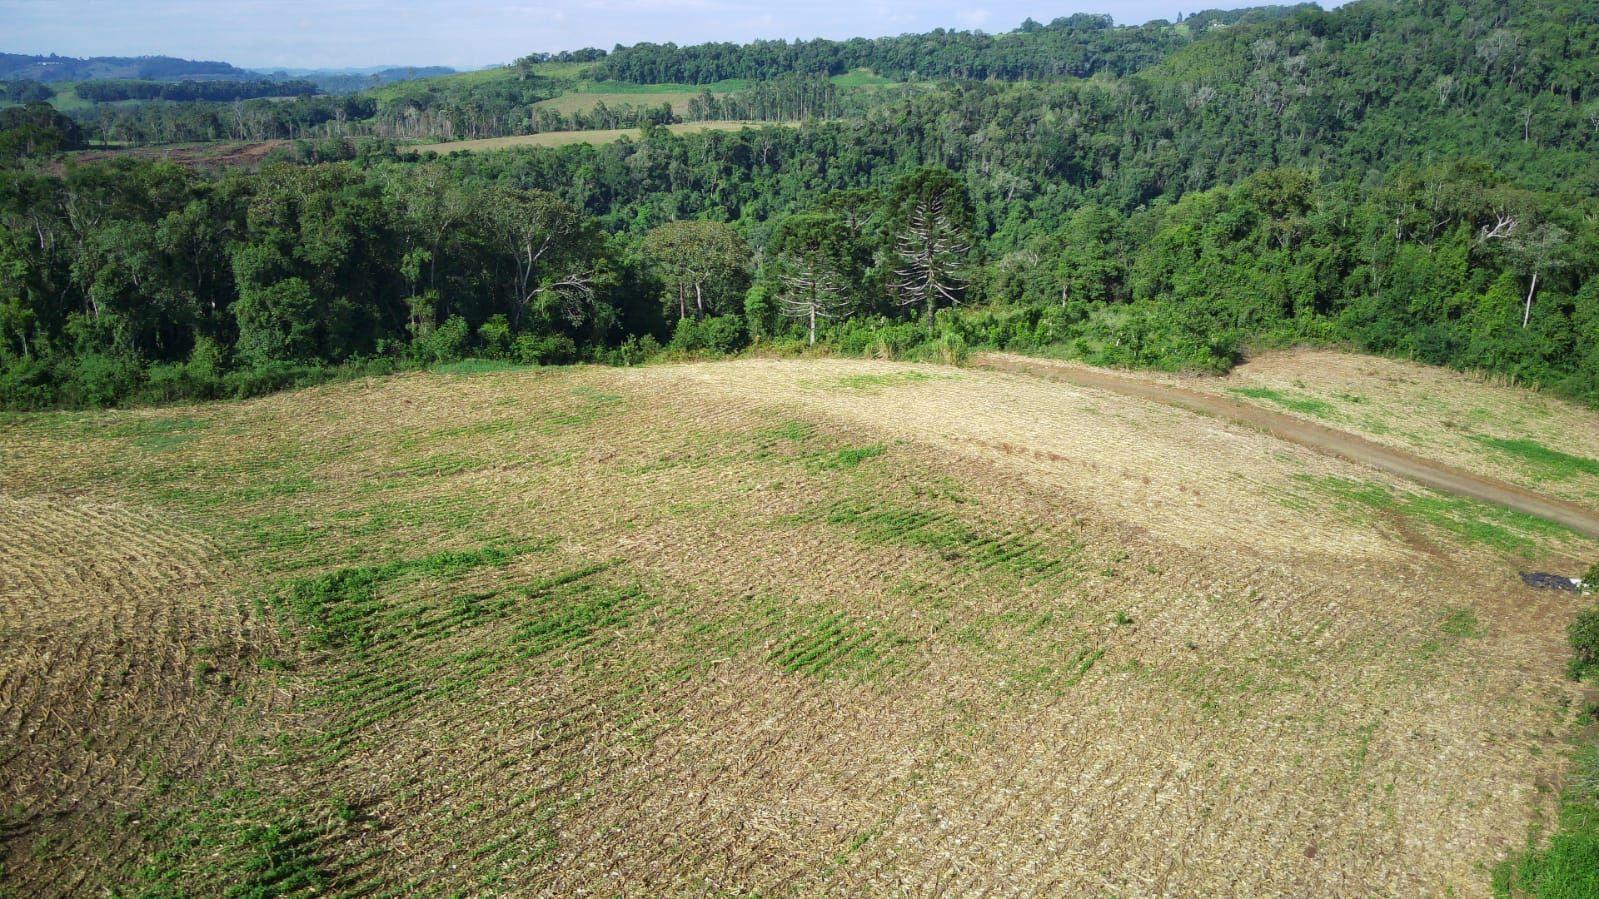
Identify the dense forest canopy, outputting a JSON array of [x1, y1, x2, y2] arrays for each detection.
[[72, 79, 321, 103], [2, 0, 1597, 410], [592, 6, 1318, 83]]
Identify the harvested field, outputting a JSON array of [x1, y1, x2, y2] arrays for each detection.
[[1147, 347, 1599, 508], [67, 139, 290, 169], [2, 357, 1595, 896]]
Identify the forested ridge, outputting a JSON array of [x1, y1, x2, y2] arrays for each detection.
[[2, 0, 1598, 410], [591, 6, 1315, 83]]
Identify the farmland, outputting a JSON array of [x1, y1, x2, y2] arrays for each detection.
[[3, 353, 1595, 895]]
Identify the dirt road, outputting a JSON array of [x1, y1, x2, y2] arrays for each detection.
[[976, 352, 1599, 541]]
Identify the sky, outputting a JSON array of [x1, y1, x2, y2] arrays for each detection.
[[0, 0, 1313, 71]]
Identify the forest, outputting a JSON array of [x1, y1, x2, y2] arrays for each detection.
[[1, 0, 1597, 410], [72, 79, 320, 103]]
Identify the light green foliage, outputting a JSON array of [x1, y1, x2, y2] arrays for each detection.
[[1472, 437, 1599, 482], [1228, 387, 1338, 419], [1298, 476, 1575, 554]]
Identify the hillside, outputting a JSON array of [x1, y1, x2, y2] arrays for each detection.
[[2, 352, 1596, 895], [0, 52, 247, 82]]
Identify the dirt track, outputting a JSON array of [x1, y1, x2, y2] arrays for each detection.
[[976, 353, 1599, 541]]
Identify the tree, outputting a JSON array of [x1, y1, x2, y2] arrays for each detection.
[[483, 185, 601, 329], [885, 168, 973, 320], [1509, 223, 1569, 328], [640, 220, 750, 320], [770, 212, 856, 344]]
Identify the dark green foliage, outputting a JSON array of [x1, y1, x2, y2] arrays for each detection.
[[1569, 606, 1599, 681], [0, 80, 54, 104], [594, 7, 1310, 84], [6, 1, 1599, 409], [74, 79, 319, 103], [669, 314, 748, 354], [0, 102, 84, 162], [272, 546, 527, 649]]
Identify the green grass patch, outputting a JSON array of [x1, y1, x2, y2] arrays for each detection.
[[132, 786, 337, 898], [811, 443, 885, 470], [1495, 738, 1599, 897], [1301, 475, 1575, 554], [109, 414, 208, 452], [814, 499, 1074, 582], [830, 68, 898, 88], [1440, 607, 1481, 639], [432, 358, 530, 376], [766, 609, 914, 679], [826, 371, 938, 392], [1471, 436, 1599, 482], [1227, 386, 1337, 419], [270, 544, 539, 649]]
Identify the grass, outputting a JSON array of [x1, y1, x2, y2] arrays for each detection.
[[830, 68, 898, 88], [4, 357, 1596, 895], [1228, 386, 1338, 419], [1298, 475, 1576, 554], [826, 371, 940, 392], [406, 121, 782, 154], [1472, 436, 1599, 482], [766, 609, 913, 679]]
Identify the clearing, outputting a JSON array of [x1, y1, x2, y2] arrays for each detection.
[[406, 120, 784, 154], [2, 353, 1596, 896]]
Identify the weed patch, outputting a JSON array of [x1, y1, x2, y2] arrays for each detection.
[[1300, 475, 1574, 554], [1228, 386, 1338, 419], [766, 608, 915, 680], [1472, 436, 1599, 482], [813, 499, 1074, 582], [811, 443, 886, 470]]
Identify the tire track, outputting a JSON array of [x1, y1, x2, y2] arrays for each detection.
[[975, 353, 1599, 540]]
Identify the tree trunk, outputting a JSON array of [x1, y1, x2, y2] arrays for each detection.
[[808, 304, 816, 345], [694, 282, 704, 317], [1522, 271, 1539, 328]]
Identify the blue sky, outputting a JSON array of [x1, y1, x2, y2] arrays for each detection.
[[1, 0, 1310, 70]]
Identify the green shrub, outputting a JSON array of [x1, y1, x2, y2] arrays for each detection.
[[222, 361, 329, 399], [830, 317, 930, 359], [478, 315, 512, 359], [1569, 605, 1599, 680], [513, 333, 577, 365], [600, 334, 661, 366], [0, 355, 59, 410], [67, 353, 142, 407], [670, 314, 748, 354], [415, 315, 470, 364]]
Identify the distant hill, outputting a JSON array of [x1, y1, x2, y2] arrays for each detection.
[[0, 52, 247, 82], [249, 65, 458, 94]]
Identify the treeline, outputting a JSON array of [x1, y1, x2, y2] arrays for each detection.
[[3, 132, 1596, 409], [78, 74, 556, 145], [0, 104, 84, 164], [533, 102, 674, 133], [84, 95, 379, 145], [593, 6, 1314, 84], [0, 80, 55, 104], [513, 48, 608, 78], [74, 79, 320, 103], [686, 76, 843, 122]]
